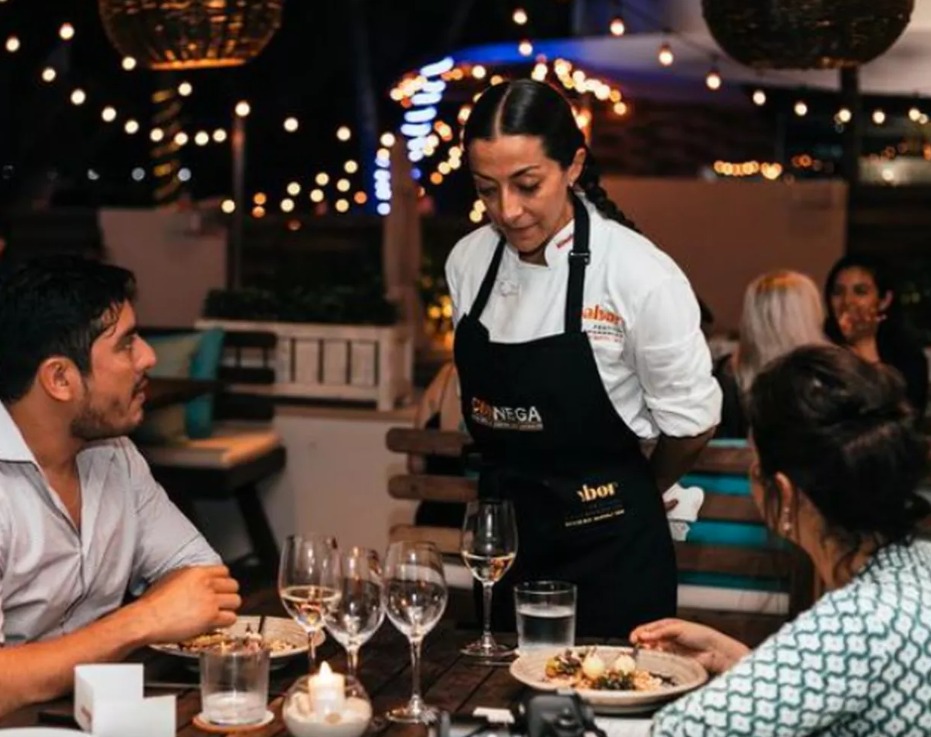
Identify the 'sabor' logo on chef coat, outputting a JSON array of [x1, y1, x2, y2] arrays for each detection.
[[471, 397, 544, 431]]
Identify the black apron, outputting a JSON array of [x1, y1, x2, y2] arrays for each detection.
[[454, 196, 676, 638]]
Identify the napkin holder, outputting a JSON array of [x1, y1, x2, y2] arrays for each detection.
[[74, 664, 175, 737]]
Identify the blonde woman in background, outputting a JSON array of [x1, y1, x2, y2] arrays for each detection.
[[714, 270, 826, 438]]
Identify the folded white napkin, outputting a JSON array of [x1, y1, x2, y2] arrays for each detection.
[[594, 717, 653, 737], [663, 483, 705, 541]]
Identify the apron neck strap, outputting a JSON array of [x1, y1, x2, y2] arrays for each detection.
[[565, 194, 591, 334], [469, 193, 591, 334]]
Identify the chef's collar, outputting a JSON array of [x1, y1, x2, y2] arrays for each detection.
[[507, 215, 577, 267]]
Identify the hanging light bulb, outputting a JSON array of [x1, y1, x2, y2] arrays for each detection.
[[794, 100, 808, 117], [872, 109, 886, 125], [752, 89, 766, 106], [837, 107, 852, 123], [657, 41, 674, 67], [512, 8, 528, 25], [908, 106, 922, 122], [518, 39, 533, 56], [610, 16, 626, 36], [705, 65, 722, 91]]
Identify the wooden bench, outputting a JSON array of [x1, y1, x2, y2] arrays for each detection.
[[138, 328, 287, 581], [385, 428, 818, 645]]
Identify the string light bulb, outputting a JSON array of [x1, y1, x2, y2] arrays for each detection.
[[41, 67, 57, 83], [336, 126, 351, 141], [287, 182, 301, 196], [174, 131, 189, 146], [518, 39, 533, 57], [344, 160, 358, 174], [872, 109, 886, 125], [5, 36, 20, 53], [124, 119, 140, 134], [59, 23, 75, 41], [908, 106, 922, 122], [101, 106, 117, 122], [213, 128, 227, 143], [194, 131, 210, 146], [380, 132, 396, 147], [70, 89, 86, 106], [794, 100, 808, 117], [221, 200, 235, 214], [122, 57, 137, 71], [657, 42, 674, 67], [512, 8, 528, 25], [150, 127, 164, 142], [610, 16, 626, 36], [235, 101, 251, 118], [284, 117, 299, 132], [178, 82, 193, 97], [752, 89, 766, 106], [837, 107, 852, 123], [705, 65, 722, 91]]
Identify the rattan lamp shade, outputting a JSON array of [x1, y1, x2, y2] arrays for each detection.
[[99, 0, 284, 70], [702, 0, 914, 69]]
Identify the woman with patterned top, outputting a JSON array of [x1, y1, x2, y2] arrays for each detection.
[[634, 344, 931, 736]]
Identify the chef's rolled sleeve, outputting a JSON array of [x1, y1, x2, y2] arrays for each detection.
[[632, 276, 722, 437]]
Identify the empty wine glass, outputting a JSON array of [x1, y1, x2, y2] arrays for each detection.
[[322, 546, 385, 679], [278, 533, 339, 673], [384, 541, 448, 724], [459, 498, 518, 659]]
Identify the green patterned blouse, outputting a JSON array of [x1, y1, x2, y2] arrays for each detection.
[[652, 539, 931, 736]]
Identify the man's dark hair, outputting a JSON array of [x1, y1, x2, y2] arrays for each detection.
[[0, 256, 136, 403]]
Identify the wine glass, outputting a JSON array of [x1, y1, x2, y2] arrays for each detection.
[[459, 499, 518, 659], [278, 533, 339, 673], [383, 541, 448, 724], [322, 546, 385, 679]]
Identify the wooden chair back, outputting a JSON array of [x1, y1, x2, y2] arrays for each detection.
[[386, 428, 474, 555], [675, 444, 816, 646]]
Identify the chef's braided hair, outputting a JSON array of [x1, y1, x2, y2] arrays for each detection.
[[463, 79, 642, 234]]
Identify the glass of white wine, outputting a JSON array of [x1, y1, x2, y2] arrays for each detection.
[[278, 533, 339, 674], [460, 498, 518, 659], [322, 546, 385, 679], [384, 541, 448, 724]]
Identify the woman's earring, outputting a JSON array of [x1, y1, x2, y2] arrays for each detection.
[[781, 512, 792, 535]]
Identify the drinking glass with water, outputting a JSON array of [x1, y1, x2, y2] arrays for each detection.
[[514, 581, 576, 653]]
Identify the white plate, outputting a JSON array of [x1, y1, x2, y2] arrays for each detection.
[[150, 615, 322, 665], [509, 646, 707, 714]]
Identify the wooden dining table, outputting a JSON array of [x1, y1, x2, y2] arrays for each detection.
[[0, 587, 658, 737]]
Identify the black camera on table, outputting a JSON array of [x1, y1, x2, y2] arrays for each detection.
[[435, 690, 599, 737]]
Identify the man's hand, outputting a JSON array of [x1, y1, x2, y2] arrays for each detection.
[[131, 565, 241, 644]]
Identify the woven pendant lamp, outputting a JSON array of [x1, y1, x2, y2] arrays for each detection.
[[99, 0, 284, 70], [702, 0, 914, 69]]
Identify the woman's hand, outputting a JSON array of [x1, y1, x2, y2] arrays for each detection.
[[837, 304, 884, 344], [630, 618, 750, 675]]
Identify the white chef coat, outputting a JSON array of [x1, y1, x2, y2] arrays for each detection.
[[446, 197, 721, 439]]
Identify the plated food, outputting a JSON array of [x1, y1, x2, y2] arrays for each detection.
[[543, 647, 670, 692], [510, 645, 707, 714], [151, 616, 320, 666]]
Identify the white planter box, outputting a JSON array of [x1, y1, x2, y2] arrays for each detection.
[[196, 318, 414, 411]]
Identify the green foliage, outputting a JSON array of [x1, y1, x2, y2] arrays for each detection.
[[203, 285, 397, 325]]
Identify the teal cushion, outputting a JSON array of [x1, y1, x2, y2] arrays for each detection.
[[134, 333, 203, 445], [185, 327, 225, 439]]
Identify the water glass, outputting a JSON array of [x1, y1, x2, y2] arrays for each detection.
[[199, 647, 270, 725], [514, 581, 576, 654]]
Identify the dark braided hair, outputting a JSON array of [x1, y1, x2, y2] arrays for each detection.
[[748, 344, 930, 576], [463, 79, 641, 233]]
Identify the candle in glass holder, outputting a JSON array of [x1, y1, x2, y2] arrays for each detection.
[[310, 662, 346, 716]]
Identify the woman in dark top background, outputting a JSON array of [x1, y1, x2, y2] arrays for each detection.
[[824, 254, 928, 423]]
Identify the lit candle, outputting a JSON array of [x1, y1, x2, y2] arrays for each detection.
[[309, 662, 345, 716]]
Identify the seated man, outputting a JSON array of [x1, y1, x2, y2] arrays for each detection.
[[0, 257, 240, 716]]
